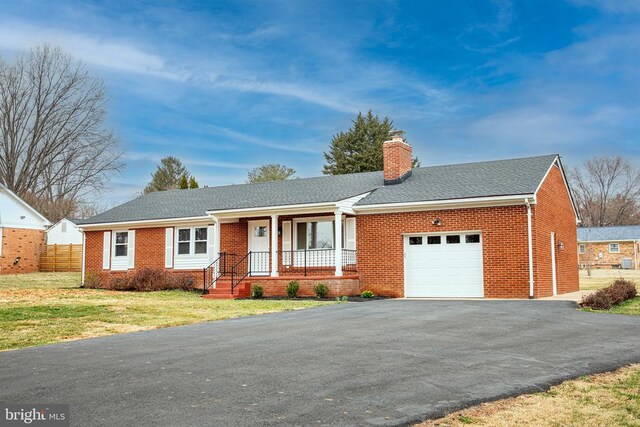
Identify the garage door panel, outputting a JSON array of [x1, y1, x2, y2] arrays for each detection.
[[405, 233, 484, 298]]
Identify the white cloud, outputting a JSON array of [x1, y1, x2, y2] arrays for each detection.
[[125, 152, 255, 169], [0, 21, 187, 80]]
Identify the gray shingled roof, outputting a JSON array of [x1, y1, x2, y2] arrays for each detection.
[[77, 154, 558, 225], [355, 155, 558, 206], [578, 226, 640, 242]]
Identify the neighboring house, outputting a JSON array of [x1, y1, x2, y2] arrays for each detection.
[[77, 134, 580, 299], [47, 218, 83, 245], [0, 184, 50, 274], [577, 225, 640, 270]]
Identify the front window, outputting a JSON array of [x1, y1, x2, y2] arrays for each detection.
[[296, 220, 333, 250], [177, 227, 208, 255], [609, 243, 620, 253], [194, 228, 207, 254], [178, 229, 191, 255], [114, 232, 128, 257], [579, 244, 586, 254]]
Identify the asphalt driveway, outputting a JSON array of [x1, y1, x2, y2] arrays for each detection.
[[2, 300, 640, 426]]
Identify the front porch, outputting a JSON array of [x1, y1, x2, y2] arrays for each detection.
[[202, 211, 359, 298]]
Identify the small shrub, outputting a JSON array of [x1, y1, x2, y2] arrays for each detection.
[[581, 290, 613, 310], [581, 279, 637, 310], [361, 290, 375, 298], [286, 280, 299, 298], [314, 283, 329, 298], [341, 296, 349, 301], [83, 272, 101, 289], [611, 279, 637, 300], [252, 285, 264, 299], [101, 268, 195, 292]]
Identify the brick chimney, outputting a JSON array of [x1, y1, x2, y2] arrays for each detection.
[[383, 131, 413, 185]]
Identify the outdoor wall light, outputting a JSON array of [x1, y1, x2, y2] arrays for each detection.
[[13, 257, 21, 265], [432, 218, 442, 226], [558, 241, 565, 251]]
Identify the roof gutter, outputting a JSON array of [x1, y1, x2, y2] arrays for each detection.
[[525, 198, 535, 299], [354, 194, 535, 214]]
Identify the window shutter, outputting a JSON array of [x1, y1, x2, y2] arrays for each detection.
[[282, 221, 292, 266], [127, 230, 135, 269], [165, 227, 174, 268], [345, 218, 356, 250], [207, 225, 215, 263], [102, 231, 111, 269]]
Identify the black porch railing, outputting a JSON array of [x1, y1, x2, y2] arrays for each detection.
[[203, 252, 230, 293], [215, 249, 358, 294], [280, 249, 357, 276], [230, 251, 270, 294]]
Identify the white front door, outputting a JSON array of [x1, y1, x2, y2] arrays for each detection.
[[248, 220, 270, 275], [404, 232, 484, 298]]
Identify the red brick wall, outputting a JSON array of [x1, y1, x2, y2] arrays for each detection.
[[357, 206, 531, 298], [84, 228, 204, 288], [0, 227, 45, 274], [248, 277, 360, 297], [578, 241, 639, 270], [383, 139, 412, 182], [533, 165, 580, 297]]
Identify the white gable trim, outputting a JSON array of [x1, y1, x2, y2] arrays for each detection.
[[533, 156, 580, 224]]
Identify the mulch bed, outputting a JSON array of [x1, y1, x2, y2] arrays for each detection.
[[237, 296, 389, 302]]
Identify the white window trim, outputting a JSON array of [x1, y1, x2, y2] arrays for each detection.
[[609, 243, 620, 253], [113, 230, 129, 258], [175, 226, 209, 257], [578, 244, 586, 254], [293, 216, 337, 251]]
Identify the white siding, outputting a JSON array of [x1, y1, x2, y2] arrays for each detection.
[[46, 219, 83, 245], [0, 186, 50, 230]]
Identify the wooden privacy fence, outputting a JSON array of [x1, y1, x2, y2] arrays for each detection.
[[39, 244, 82, 272]]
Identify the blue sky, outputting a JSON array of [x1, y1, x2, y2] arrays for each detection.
[[1, 0, 638, 205]]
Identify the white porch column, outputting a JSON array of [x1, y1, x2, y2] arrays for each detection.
[[271, 214, 279, 277], [334, 211, 343, 276], [213, 217, 221, 278]]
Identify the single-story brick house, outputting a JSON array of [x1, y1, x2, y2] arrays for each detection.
[[577, 225, 640, 270], [0, 184, 50, 274], [77, 135, 579, 299]]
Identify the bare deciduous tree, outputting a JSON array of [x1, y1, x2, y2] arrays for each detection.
[[0, 45, 123, 222], [570, 156, 640, 227]]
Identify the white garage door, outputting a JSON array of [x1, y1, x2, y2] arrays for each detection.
[[404, 233, 484, 298]]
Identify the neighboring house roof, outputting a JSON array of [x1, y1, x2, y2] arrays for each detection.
[[77, 154, 559, 226], [577, 225, 640, 242]]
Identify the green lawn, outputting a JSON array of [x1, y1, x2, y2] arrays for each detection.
[[0, 272, 338, 351]]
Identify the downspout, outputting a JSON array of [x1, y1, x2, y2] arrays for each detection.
[[525, 199, 534, 299], [80, 230, 86, 288]]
